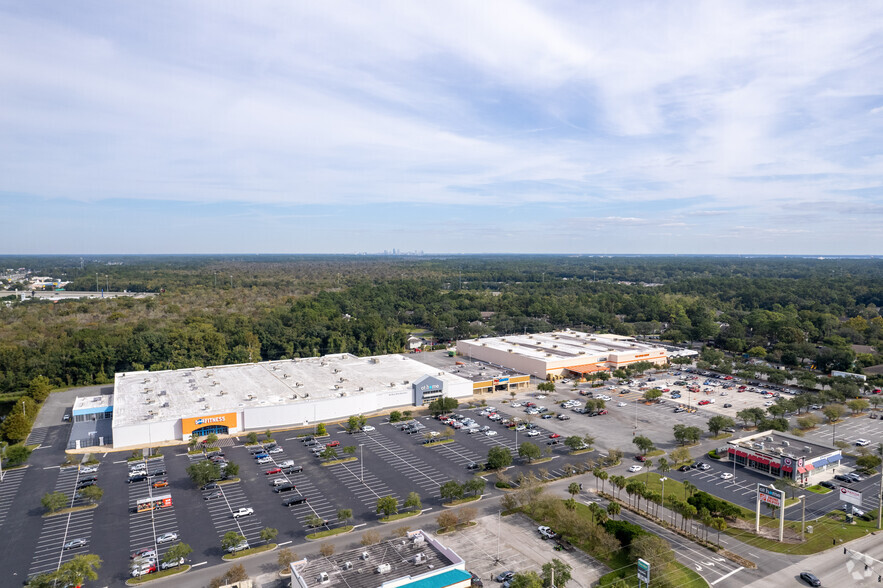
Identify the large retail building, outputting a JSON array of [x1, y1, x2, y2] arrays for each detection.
[[456, 330, 668, 380], [111, 353, 473, 449]]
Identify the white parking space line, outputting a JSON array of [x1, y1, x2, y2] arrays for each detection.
[[0, 467, 27, 529]]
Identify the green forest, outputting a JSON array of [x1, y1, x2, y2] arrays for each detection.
[[1, 255, 882, 401]]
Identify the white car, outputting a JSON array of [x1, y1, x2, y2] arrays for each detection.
[[628, 465, 643, 473], [510, 402, 521, 408], [764, 401, 774, 407], [536, 395, 546, 399], [79, 466, 98, 474], [617, 402, 627, 407], [720, 473, 734, 480], [486, 407, 496, 412], [361, 425, 375, 432], [269, 447, 284, 454], [537, 525, 557, 539], [272, 478, 287, 486], [232, 507, 254, 519], [257, 457, 272, 464], [485, 430, 498, 437], [526, 430, 540, 437], [428, 431, 440, 437], [855, 439, 871, 447], [156, 532, 178, 544], [515, 425, 526, 431]]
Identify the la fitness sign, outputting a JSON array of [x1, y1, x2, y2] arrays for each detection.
[[182, 412, 237, 434]]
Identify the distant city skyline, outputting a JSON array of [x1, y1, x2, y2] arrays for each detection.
[[1, 2, 881, 255]]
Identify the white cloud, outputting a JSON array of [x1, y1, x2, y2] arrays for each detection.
[[0, 2, 882, 253]]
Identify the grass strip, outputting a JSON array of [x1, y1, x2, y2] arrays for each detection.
[[126, 565, 190, 585], [222, 543, 276, 560], [805, 485, 832, 495], [442, 495, 482, 507], [307, 525, 354, 539], [320, 457, 358, 467], [380, 510, 421, 523], [43, 503, 98, 518], [421, 439, 454, 447]]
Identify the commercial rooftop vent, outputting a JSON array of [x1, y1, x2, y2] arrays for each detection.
[[358, 387, 364, 391], [376, 563, 391, 574], [161, 402, 169, 408], [318, 571, 329, 584], [414, 553, 426, 564], [342, 561, 352, 570], [361, 552, 369, 560], [804, 446, 811, 453]]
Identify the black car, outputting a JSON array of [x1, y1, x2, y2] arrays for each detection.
[[283, 496, 308, 506], [76, 479, 97, 489], [201, 482, 219, 490], [466, 462, 481, 471], [834, 474, 854, 483], [282, 465, 304, 474], [150, 467, 167, 476], [799, 571, 821, 586], [127, 474, 146, 484], [274, 483, 296, 493], [819, 480, 836, 489]]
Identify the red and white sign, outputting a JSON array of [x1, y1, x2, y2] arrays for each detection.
[[758, 484, 783, 507], [840, 487, 862, 507]]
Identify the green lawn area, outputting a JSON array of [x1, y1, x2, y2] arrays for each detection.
[[805, 485, 832, 495], [421, 439, 454, 447], [645, 449, 666, 458], [597, 550, 707, 588], [628, 472, 882, 555], [442, 495, 481, 507], [320, 457, 358, 467]]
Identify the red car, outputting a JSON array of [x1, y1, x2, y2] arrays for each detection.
[[698, 400, 710, 406], [265, 467, 282, 475], [635, 454, 646, 462], [326, 440, 340, 447], [549, 433, 561, 439]]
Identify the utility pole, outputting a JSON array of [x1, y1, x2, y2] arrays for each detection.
[[799, 494, 806, 541], [878, 443, 883, 530]]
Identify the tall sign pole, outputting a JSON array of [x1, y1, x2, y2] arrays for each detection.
[[757, 483, 785, 542], [637, 558, 650, 587]]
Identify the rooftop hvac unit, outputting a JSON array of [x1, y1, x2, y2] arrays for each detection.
[[412, 533, 425, 544], [766, 436, 774, 443], [403, 380, 409, 385], [804, 446, 811, 453], [781, 440, 790, 447], [390, 382, 396, 387], [414, 553, 426, 564], [318, 571, 329, 583], [289, 394, 296, 399], [283, 373, 290, 378], [342, 562, 352, 570], [159, 390, 166, 395], [295, 382, 303, 387], [303, 393, 309, 398], [198, 397, 205, 402], [334, 385, 340, 390], [376, 563, 391, 574], [361, 552, 369, 560], [213, 381, 219, 386], [203, 404, 210, 410], [161, 402, 169, 408], [333, 368, 340, 373], [552, 345, 558, 348], [358, 387, 364, 391]]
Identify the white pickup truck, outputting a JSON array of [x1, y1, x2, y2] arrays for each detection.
[[232, 507, 254, 519]]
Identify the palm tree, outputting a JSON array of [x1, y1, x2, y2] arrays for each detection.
[[701, 510, 713, 543], [625, 481, 639, 508], [683, 504, 697, 533], [606, 501, 620, 520], [644, 458, 653, 483], [593, 468, 602, 492], [683, 480, 696, 501], [611, 475, 627, 500], [597, 469, 609, 495], [711, 517, 727, 546], [657, 457, 671, 477]]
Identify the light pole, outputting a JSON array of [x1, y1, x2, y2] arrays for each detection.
[[732, 453, 737, 484], [661, 476, 667, 518], [21, 400, 25, 418], [359, 444, 364, 483]]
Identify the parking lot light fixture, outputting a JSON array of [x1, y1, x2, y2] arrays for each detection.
[[661, 476, 667, 513], [799, 494, 806, 541]]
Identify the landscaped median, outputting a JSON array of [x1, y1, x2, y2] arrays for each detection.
[[306, 525, 354, 540], [125, 565, 190, 585], [442, 495, 481, 508], [420, 439, 454, 448], [222, 543, 276, 561], [380, 510, 421, 523], [805, 484, 833, 495], [43, 503, 98, 518], [320, 457, 357, 467]]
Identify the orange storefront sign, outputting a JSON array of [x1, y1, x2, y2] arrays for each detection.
[[182, 412, 238, 434]]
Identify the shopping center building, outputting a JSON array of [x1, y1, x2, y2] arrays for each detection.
[[456, 330, 668, 380], [110, 353, 473, 449]]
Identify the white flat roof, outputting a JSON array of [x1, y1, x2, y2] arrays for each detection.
[[73, 395, 114, 411], [458, 330, 666, 361], [113, 353, 470, 427]]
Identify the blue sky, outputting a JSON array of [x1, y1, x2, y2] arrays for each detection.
[[1, 1, 882, 255]]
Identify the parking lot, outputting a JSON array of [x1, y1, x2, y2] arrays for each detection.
[[437, 512, 606, 587], [29, 465, 97, 578], [0, 466, 27, 530]]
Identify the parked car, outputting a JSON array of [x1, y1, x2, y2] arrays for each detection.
[[495, 571, 515, 582], [628, 465, 643, 473], [130, 547, 155, 559], [160, 557, 185, 570], [855, 439, 871, 447], [537, 526, 558, 540], [720, 473, 733, 480], [283, 496, 308, 506], [232, 507, 254, 519], [265, 467, 282, 475], [269, 447, 284, 454], [257, 457, 272, 465], [799, 571, 822, 587], [152, 478, 168, 488], [204, 490, 223, 500], [361, 425, 375, 432], [156, 532, 178, 544], [819, 480, 836, 490], [227, 540, 250, 553], [64, 538, 87, 550]]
